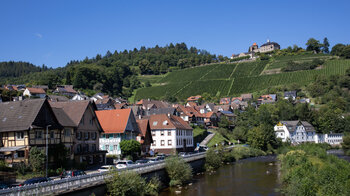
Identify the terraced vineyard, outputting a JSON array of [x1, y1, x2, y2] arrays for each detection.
[[134, 57, 350, 101]]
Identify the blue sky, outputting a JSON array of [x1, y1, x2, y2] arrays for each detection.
[[0, 0, 349, 68]]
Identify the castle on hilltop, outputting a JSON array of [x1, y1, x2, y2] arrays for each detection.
[[231, 40, 280, 59]]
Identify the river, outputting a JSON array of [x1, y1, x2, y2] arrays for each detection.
[[160, 156, 280, 196]]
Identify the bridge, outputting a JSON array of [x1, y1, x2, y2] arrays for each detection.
[[0, 152, 206, 196]]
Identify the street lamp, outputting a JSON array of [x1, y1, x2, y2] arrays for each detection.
[[46, 125, 51, 178]]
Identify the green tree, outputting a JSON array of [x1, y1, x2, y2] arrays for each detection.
[[322, 37, 330, 54], [247, 124, 280, 151], [165, 156, 192, 186], [331, 43, 346, 56], [120, 140, 141, 160], [106, 170, 145, 196], [306, 38, 322, 53], [341, 45, 350, 59], [205, 148, 222, 171], [29, 146, 46, 172]]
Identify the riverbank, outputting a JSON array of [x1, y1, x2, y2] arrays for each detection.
[[160, 155, 280, 196]]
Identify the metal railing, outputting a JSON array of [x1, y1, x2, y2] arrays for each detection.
[[0, 152, 206, 196]]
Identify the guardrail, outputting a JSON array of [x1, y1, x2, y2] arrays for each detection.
[[0, 152, 206, 196]]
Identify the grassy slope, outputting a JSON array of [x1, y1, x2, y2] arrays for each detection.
[[134, 54, 350, 101]]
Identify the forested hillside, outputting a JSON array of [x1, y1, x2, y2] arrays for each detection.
[[0, 61, 48, 78], [0, 43, 218, 97]]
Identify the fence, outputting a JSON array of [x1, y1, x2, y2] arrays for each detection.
[[0, 152, 206, 196]]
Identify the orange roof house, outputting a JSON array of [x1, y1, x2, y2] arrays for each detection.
[[96, 109, 140, 155], [96, 109, 139, 134]]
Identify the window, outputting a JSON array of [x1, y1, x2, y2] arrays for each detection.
[[85, 144, 89, 152], [114, 145, 118, 151], [153, 121, 158, 126], [161, 140, 165, 146], [163, 120, 168, 125], [77, 144, 81, 153], [105, 145, 109, 151], [84, 132, 89, 140], [50, 131, 55, 139], [16, 132, 24, 140], [64, 129, 71, 137], [109, 134, 114, 139], [161, 131, 164, 136], [17, 151, 25, 158], [152, 140, 156, 146], [168, 140, 172, 146], [92, 144, 96, 152], [101, 134, 105, 138], [168, 131, 171, 136], [76, 132, 82, 140], [35, 130, 42, 139], [91, 132, 97, 140], [109, 145, 113, 151]]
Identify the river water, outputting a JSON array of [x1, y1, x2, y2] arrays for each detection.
[[160, 156, 280, 196]]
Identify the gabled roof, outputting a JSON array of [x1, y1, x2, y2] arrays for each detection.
[[178, 105, 203, 117], [136, 99, 170, 109], [232, 97, 243, 102], [146, 107, 176, 116], [279, 120, 315, 132], [136, 119, 149, 137], [261, 41, 280, 47], [149, 114, 192, 130], [55, 86, 77, 94], [49, 100, 91, 126], [284, 91, 297, 97], [51, 107, 76, 127], [27, 87, 46, 94], [0, 99, 59, 132], [95, 109, 132, 133], [187, 102, 197, 107], [48, 95, 69, 102], [241, 93, 253, 100]]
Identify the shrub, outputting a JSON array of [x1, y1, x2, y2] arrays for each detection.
[[165, 156, 192, 186], [29, 146, 45, 172], [144, 176, 161, 195], [120, 140, 141, 160], [106, 170, 144, 196], [205, 148, 222, 171]]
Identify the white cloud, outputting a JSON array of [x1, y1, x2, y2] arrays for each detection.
[[35, 33, 43, 38]]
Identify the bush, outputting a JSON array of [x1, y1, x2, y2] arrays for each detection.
[[205, 148, 222, 171], [165, 156, 192, 186], [106, 170, 160, 196], [120, 140, 141, 160], [29, 146, 45, 172]]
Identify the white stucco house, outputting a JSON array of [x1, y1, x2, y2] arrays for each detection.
[[149, 114, 194, 154], [23, 87, 46, 98], [274, 121, 343, 145]]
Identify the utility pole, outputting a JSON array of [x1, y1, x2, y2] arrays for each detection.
[[46, 125, 51, 178]]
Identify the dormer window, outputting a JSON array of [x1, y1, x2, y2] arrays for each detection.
[[153, 121, 158, 126], [163, 120, 168, 125]]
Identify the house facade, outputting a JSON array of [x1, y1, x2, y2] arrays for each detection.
[[0, 99, 62, 164], [274, 121, 343, 145], [136, 119, 153, 155], [23, 88, 46, 98], [149, 114, 194, 154], [50, 100, 106, 165], [96, 109, 139, 156]]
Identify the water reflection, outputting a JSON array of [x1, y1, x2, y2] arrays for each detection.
[[160, 156, 280, 196]]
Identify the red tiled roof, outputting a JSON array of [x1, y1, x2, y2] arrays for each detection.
[[27, 87, 45, 94], [187, 95, 202, 101], [95, 109, 131, 134], [149, 114, 192, 130], [187, 102, 197, 107], [137, 119, 149, 137], [231, 97, 243, 102]]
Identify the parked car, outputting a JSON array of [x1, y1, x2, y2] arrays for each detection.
[[147, 157, 160, 163], [116, 160, 134, 169], [156, 154, 167, 160], [60, 170, 86, 179], [19, 177, 51, 186], [98, 165, 116, 172], [135, 159, 149, 165]]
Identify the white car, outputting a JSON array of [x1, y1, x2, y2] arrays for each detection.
[[116, 160, 134, 169], [98, 165, 116, 172]]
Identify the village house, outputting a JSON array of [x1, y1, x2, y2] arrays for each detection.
[[149, 114, 194, 154], [136, 99, 171, 110], [220, 97, 231, 105], [53, 85, 77, 97], [72, 93, 89, 101], [258, 94, 277, 105], [50, 100, 106, 165], [274, 121, 343, 145], [187, 95, 202, 103], [96, 109, 140, 156], [47, 95, 69, 102], [241, 93, 253, 101], [136, 119, 153, 155], [0, 99, 62, 164], [177, 105, 204, 125], [248, 40, 280, 53], [23, 87, 46, 98], [284, 91, 297, 100]]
